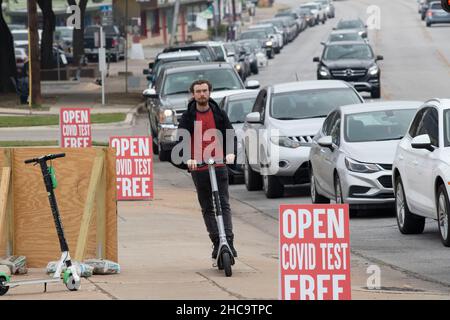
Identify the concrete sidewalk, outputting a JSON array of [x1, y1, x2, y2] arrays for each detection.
[[2, 161, 450, 300]]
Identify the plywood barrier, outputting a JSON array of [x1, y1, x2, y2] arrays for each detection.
[[0, 148, 117, 267]]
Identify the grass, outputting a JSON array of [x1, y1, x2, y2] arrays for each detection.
[[0, 141, 110, 147], [0, 113, 127, 127]]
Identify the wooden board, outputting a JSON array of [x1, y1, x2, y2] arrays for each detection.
[[0, 147, 117, 267]]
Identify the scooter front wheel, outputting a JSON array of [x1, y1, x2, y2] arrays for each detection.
[[64, 271, 81, 291], [0, 275, 10, 296], [221, 252, 232, 277]]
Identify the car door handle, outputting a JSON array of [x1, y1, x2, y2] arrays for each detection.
[[413, 160, 419, 166], [320, 148, 326, 153], [398, 155, 404, 161]]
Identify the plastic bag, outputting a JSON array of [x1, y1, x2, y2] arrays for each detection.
[[83, 259, 120, 275], [0, 256, 27, 275], [46, 261, 94, 278]]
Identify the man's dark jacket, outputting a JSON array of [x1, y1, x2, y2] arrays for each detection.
[[170, 98, 237, 170]]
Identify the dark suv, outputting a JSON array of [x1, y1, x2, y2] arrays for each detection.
[[313, 41, 383, 98]]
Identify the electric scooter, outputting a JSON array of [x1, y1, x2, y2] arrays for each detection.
[[0, 153, 81, 296], [196, 158, 235, 277]]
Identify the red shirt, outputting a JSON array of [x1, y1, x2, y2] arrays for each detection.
[[191, 108, 225, 172]]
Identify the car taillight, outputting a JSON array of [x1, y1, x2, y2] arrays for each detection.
[[112, 39, 118, 47], [427, 10, 433, 16]]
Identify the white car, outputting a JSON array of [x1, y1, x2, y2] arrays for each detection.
[[300, 2, 327, 24], [12, 29, 42, 47], [393, 99, 450, 246], [242, 80, 363, 198], [310, 101, 421, 212]]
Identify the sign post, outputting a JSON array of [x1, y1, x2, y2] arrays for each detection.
[[98, 26, 106, 106], [110, 136, 154, 200], [279, 204, 351, 300]]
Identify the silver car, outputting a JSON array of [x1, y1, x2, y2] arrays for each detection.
[[219, 90, 259, 182], [310, 101, 421, 211], [242, 80, 363, 198]]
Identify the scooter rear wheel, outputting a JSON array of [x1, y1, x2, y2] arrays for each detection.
[[222, 252, 232, 277], [0, 276, 9, 296]]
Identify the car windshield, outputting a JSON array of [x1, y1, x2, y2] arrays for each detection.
[[13, 32, 28, 41], [211, 46, 225, 61], [154, 58, 199, 78], [299, 8, 312, 15], [431, 2, 442, 9], [300, 5, 318, 10], [324, 44, 373, 60], [267, 20, 284, 28], [345, 109, 416, 142], [163, 69, 243, 95], [56, 28, 73, 38], [240, 31, 267, 40], [270, 88, 362, 120], [337, 20, 364, 29], [225, 98, 257, 123], [328, 32, 362, 42]]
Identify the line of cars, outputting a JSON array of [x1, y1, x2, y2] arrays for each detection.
[[418, 0, 450, 26]]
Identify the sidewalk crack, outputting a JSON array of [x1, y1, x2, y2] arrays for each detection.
[[196, 272, 248, 299]]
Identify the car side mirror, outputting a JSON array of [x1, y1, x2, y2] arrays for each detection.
[[246, 112, 262, 123], [313, 56, 320, 62], [332, 27, 336, 30], [318, 136, 334, 150], [143, 69, 150, 75], [320, 41, 325, 45], [148, 62, 154, 69], [376, 55, 384, 61], [143, 88, 158, 99], [245, 80, 260, 89], [411, 134, 434, 152]]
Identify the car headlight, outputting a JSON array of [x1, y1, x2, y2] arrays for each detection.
[[270, 136, 301, 148], [345, 157, 380, 173], [319, 66, 330, 77], [368, 65, 379, 75], [265, 41, 273, 47], [235, 64, 241, 70], [159, 109, 177, 124]]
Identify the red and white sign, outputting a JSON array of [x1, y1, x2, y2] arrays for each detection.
[[60, 108, 92, 148], [110, 136, 153, 200], [279, 204, 351, 300]]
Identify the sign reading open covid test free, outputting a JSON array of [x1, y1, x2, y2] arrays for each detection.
[[110, 136, 153, 200], [279, 204, 351, 300], [60, 108, 92, 148]]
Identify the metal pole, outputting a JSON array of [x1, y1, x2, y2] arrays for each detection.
[[101, 26, 105, 106], [125, 0, 128, 94], [169, 0, 180, 47]]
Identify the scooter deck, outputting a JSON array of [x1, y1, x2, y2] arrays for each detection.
[[5, 278, 61, 288]]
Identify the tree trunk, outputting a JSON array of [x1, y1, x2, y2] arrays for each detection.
[[0, 0, 18, 93], [68, 0, 88, 66], [37, 0, 56, 69], [28, 0, 42, 105]]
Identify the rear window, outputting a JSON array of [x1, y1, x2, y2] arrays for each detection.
[[431, 2, 442, 9]]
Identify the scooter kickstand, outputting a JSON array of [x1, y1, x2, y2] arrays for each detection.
[[44, 282, 47, 293]]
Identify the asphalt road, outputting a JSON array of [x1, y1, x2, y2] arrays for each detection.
[[228, 0, 450, 290]]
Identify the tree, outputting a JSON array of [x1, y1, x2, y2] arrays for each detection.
[[0, 0, 17, 93], [68, 0, 88, 66], [37, 0, 56, 69]]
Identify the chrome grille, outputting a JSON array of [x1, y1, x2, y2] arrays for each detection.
[[331, 68, 367, 77]]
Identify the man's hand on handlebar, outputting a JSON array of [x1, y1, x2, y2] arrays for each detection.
[[187, 154, 235, 171]]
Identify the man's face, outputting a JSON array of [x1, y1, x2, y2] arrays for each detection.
[[192, 83, 210, 106]]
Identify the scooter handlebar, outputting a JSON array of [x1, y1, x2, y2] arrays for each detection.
[[24, 153, 66, 164]]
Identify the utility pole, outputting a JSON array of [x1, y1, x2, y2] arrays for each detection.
[[125, 0, 128, 93], [28, 0, 41, 107], [169, 0, 180, 47]]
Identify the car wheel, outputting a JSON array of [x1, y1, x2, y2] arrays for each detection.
[[244, 155, 262, 191], [310, 167, 330, 204], [426, 21, 431, 27], [437, 184, 450, 246], [152, 138, 159, 155], [421, 13, 426, 20], [262, 174, 284, 198], [371, 87, 381, 99], [334, 174, 344, 204], [275, 47, 280, 54], [395, 177, 425, 234]]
